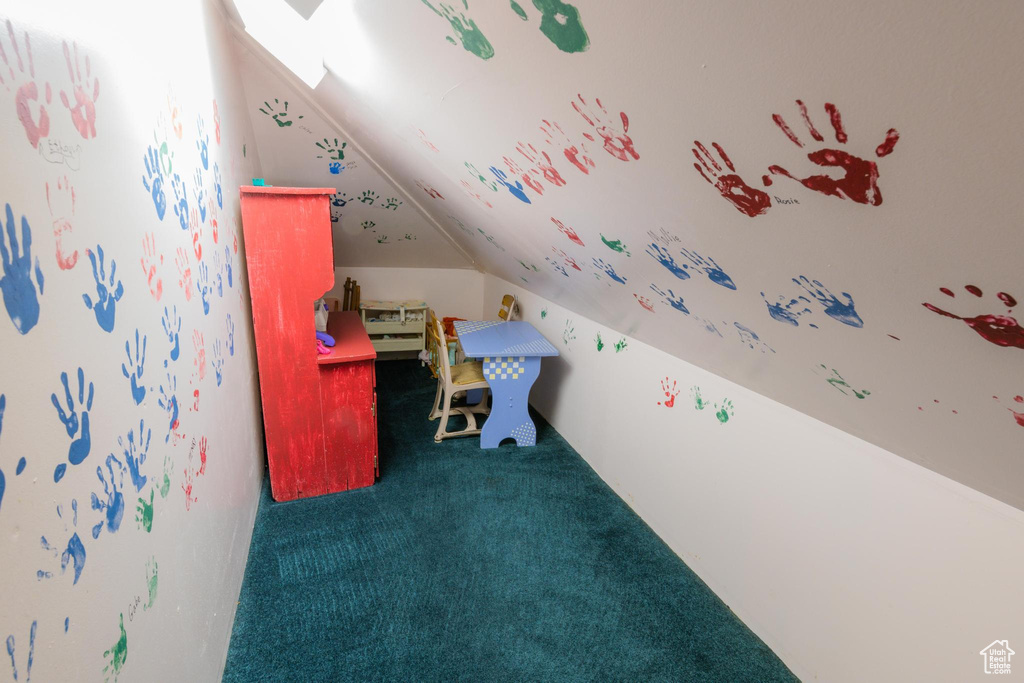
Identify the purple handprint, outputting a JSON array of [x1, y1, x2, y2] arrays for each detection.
[[1, 203, 45, 334], [91, 454, 126, 538], [121, 329, 147, 405], [50, 368, 94, 482], [82, 245, 123, 333], [142, 146, 167, 220]]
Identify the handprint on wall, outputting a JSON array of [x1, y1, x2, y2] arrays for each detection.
[[592, 258, 627, 284], [793, 275, 863, 328], [175, 247, 193, 301], [679, 248, 736, 290], [121, 329, 148, 405], [171, 173, 189, 231], [59, 41, 100, 139], [120, 419, 152, 492], [766, 100, 899, 206], [490, 166, 531, 203], [572, 94, 639, 161], [551, 217, 585, 246], [761, 292, 816, 327], [82, 246, 123, 333], [162, 305, 181, 362], [315, 137, 347, 161], [1, 20, 52, 148], [657, 378, 679, 407], [516, 140, 566, 190], [38, 499, 86, 584], [541, 119, 594, 175], [650, 284, 688, 314], [196, 115, 209, 170], [259, 98, 302, 127], [141, 232, 163, 301], [922, 286, 1022, 349], [646, 243, 690, 281], [1, 203, 45, 335], [91, 454, 127, 538], [692, 141, 771, 217], [46, 176, 79, 269], [51, 368, 94, 482], [634, 294, 655, 312], [532, 0, 590, 53], [422, 0, 495, 60], [142, 146, 167, 221]]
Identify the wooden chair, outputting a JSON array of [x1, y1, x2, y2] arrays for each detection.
[[498, 294, 517, 321], [342, 278, 360, 311], [428, 319, 489, 442]]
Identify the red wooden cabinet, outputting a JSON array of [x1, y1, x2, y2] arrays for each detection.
[[239, 186, 378, 501]]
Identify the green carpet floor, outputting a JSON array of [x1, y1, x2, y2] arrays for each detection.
[[223, 360, 797, 682]]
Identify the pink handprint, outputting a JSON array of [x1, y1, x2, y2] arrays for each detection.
[[193, 330, 206, 380], [175, 247, 193, 301], [140, 232, 163, 301], [1, 20, 52, 149], [540, 119, 594, 175], [516, 141, 566, 191], [692, 141, 772, 217], [503, 155, 543, 195], [46, 176, 78, 269], [571, 94, 639, 161], [59, 41, 100, 139], [211, 100, 221, 145], [460, 181, 493, 209], [766, 100, 899, 206], [634, 294, 655, 312], [189, 208, 202, 261], [551, 217, 584, 246]]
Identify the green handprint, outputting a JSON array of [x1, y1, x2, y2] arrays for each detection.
[[359, 190, 378, 205], [144, 557, 158, 610], [532, 0, 589, 53], [715, 399, 734, 424], [315, 137, 346, 161], [422, 0, 495, 60], [691, 386, 707, 410], [562, 320, 575, 345], [135, 489, 154, 532], [159, 454, 171, 498], [613, 337, 627, 353], [594, 332, 604, 351], [258, 99, 302, 128], [102, 613, 128, 681], [600, 233, 631, 256]]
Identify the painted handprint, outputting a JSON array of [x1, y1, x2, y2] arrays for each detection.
[[460, 181, 494, 208], [422, 0, 495, 60], [156, 310, 179, 369], [692, 141, 771, 217], [51, 367, 94, 482], [193, 169, 207, 224], [193, 330, 206, 380], [657, 378, 679, 407], [196, 115, 209, 169], [189, 208, 203, 262], [992, 394, 1024, 428], [416, 181, 444, 199], [175, 247, 193, 301], [157, 372, 179, 443], [226, 314, 235, 355], [592, 258, 627, 284], [714, 399, 734, 424], [634, 294, 654, 312], [102, 614, 128, 682], [551, 217, 584, 246], [690, 386, 708, 411], [82, 246, 124, 333], [600, 234, 630, 256], [140, 232, 163, 301], [196, 262, 211, 314], [213, 340, 224, 386], [5, 621, 37, 682], [1, 203, 45, 334], [212, 162, 223, 209], [259, 98, 302, 127], [171, 173, 189, 230], [136, 488, 154, 532], [793, 275, 863, 328], [0, 394, 21, 515], [222, 245, 233, 289], [646, 243, 690, 281], [572, 94, 639, 161], [761, 291, 816, 327], [91, 454, 126, 538], [734, 322, 775, 353], [766, 100, 899, 206], [545, 257, 568, 277], [541, 119, 594, 175], [59, 41, 100, 139], [120, 419, 152, 492], [140, 144, 168, 221], [47, 175, 79, 269], [817, 365, 870, 399], [316, 137, 347, 161], [562, 320, 575, 345], [532, 0, 589, 52], [650, 284, 688, 314], [679, 248, 736, 290], [212, 98, 221, 144], [121, 330, 147, 405], [38, 499, 86, 584], [503, 156, 542, 195], [359, 190, 378, 205], [465, 162, 498, 192], [594, 332, 604, 351], [922, 286, 1022, 349], [551, 247, 581, 271], [614, 337, 627, 353], [516, 141, 566, 190], [1, 20, 52, 148], [213, 249, 224, 297], [490, 166, 531, 203], [381, 197, 403, 210]]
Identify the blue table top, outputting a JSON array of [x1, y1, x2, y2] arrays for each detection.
[[453, 321, 560, 358]]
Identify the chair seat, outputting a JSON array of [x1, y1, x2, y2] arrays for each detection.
[[450, 361, 485, 385]]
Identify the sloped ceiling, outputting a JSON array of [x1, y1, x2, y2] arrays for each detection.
[[229, 0, 1024, 509]]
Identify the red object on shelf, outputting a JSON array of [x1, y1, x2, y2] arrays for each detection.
[[239, 186, 378, 501]]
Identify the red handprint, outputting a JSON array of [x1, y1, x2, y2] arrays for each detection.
[[551, 247, 581, 271], [634, 294, 655, 312], [209, 198, 219, 244], [766, 100, 899, 206], [922, 286, 1022, 349], [193, 330, 206, 380], [189, 208, 203, 261], [417, 128, 439, 153], [198, 436, 208, 474], [541, 119, 594, 175], [516, 141, 566, 191], [416, 180, 445, 199], [503, 155, 543, 195], [175, 247, 193, 301], [1, 20, 52, 149], [140, 232, 163, 301], [657, 378, 679, 407], [46, 176, 78, 269], [692, 141, 771, 218], [571, 94, 639, 161], [460, 181, 493, 209], [551, 217, 584, 246], [59, 41, 100, 139]]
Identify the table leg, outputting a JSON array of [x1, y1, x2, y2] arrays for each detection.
[[480, 356, 540, 448]]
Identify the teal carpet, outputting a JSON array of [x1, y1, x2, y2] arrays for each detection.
[[223, 360, 796, 682]]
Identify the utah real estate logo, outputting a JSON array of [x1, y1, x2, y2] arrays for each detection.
[[979, 640, 1014, 675]]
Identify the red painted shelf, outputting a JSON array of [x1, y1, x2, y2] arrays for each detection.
[[318, 311, 377, 365]]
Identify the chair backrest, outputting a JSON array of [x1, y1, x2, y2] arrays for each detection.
[[425, 309, 441, 378], [498, 294, 517, 321], [432, 318, 453, 383]]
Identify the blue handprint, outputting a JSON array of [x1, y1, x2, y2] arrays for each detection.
[[213, 340, 224, 387], [1, 203, 45, 335], [650, 284, 689, 314], [5, 621, 37, 682], [331, 192, 350, 207], [592, 258, 627, 284], [196, 261, 211, 315], [196, 115, 209, 170], [171, 173, 189, 230], [490, 166, 531, 203], [544, 257, 568, 277], [734, 322, 775, 353], [194, 168, 207, 224], [793, 275, 864, 328], [223, 245, 233, 288], [38, 499, 86, 584], [162, 305, 181, 362], [213, 163, 223, 209], [121, 329, 147, 405], [646, 243, 690, 281], [680, 247, 736, 290], [91, 454, 126, 539], [328, 162, 341, 174], [761, 291, 817, 327], [142, 146, 167, 220], [0, 394, 23, 515], [226, 314, 235, 356], [82, 246, 124, 333], [120, 419, 151, 493], [213, 250, 224, 297], [51, 368, 95, 483], [158, 373, 178, 443]]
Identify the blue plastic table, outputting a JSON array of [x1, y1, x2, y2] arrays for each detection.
[[452, 321, 559, 448]]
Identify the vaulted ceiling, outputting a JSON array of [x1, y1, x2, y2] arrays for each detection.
[[228, 0, 1024, 509]]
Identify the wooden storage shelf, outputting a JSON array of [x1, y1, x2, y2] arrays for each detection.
[[359, 299, 427, 354]]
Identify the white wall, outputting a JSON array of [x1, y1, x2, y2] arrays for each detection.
[[0, 1, 265, 680], [329, 266, 485, 321], [486, 274, 1024, 683]]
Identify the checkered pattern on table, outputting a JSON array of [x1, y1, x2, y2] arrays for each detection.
[[453, 320, 505, 336], [484, 356, 526, 381]]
